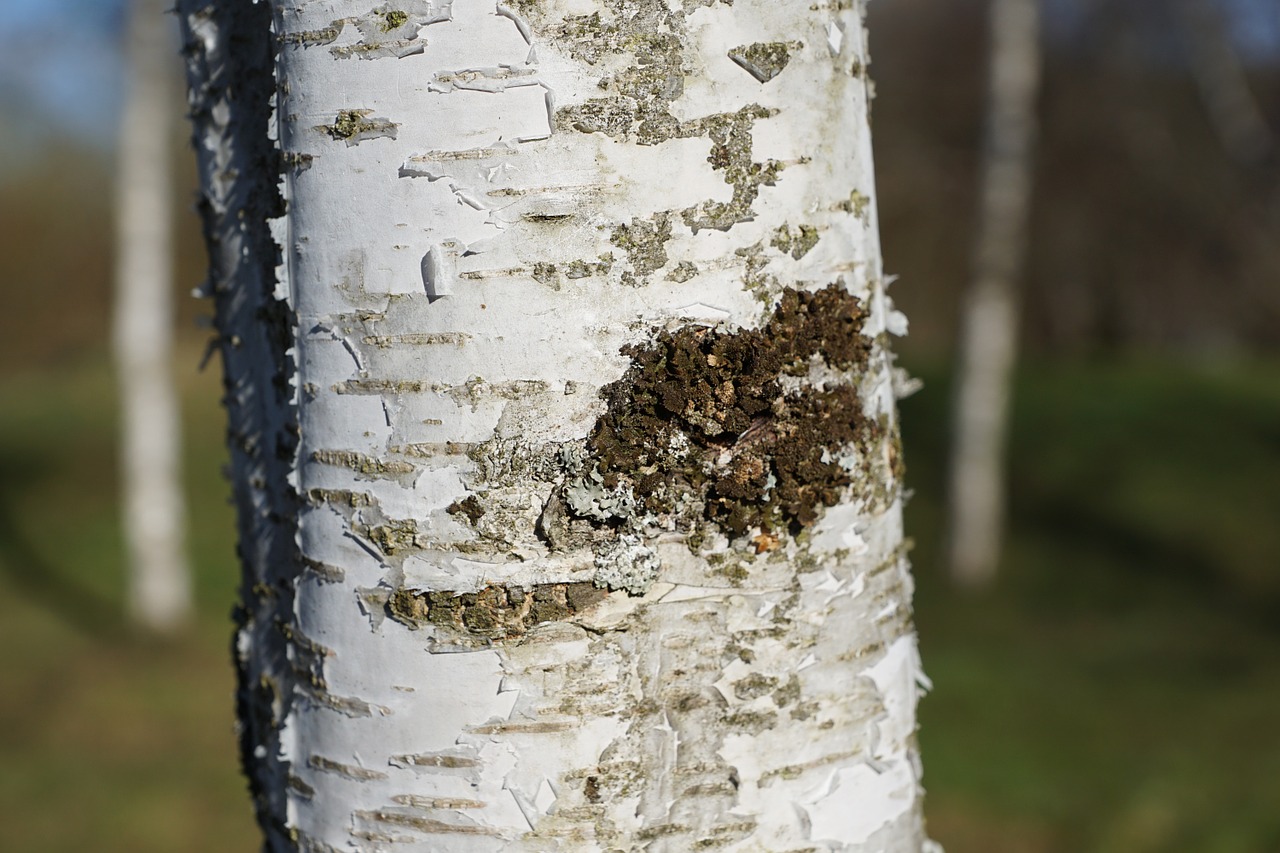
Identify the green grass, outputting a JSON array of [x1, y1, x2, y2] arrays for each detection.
[[902, 357, 1280, 852], [1, 350, 1277, 851], [0, 347, 257, 853]]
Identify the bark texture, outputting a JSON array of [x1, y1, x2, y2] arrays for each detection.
[[180, 1, 931, 850], [179, 3, 301, 847], [947, 0, 1040, 587], [115, 0, 192, 632]]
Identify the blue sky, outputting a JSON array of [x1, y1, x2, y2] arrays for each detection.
[[0, 0, 127, 161], [1222, 0, 1280, 60]]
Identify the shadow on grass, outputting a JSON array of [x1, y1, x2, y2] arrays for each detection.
[[0, 453, 125, 640], [1019, 493, 1280, 634]]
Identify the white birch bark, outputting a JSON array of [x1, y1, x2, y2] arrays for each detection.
[[946, 0, 1040, 587], [179, 1, 933, 849], [114, 0, 192, 632]]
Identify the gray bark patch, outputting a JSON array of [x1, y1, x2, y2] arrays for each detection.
[[318, 109, 399, 145]]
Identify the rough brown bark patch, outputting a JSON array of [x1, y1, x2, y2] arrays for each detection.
[[585, 284, 876, 537]]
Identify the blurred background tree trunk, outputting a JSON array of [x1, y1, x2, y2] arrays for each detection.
[[114, 0, 191, 632], [1177, 0, 1274, 168], [947, 0, 1041, 587]]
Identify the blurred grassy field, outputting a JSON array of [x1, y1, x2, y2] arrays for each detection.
[[905, 358, 1280, 852], [0, 347, 259, 851], [1, 348, 1278, 852]]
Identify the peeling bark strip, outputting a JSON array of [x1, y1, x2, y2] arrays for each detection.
[[180, 0, 932, 850]]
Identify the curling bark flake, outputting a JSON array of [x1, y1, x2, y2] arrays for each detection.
[[114, 0, 192, 632], [178, 1, 933, 850], [947, 0, 1040, 587]]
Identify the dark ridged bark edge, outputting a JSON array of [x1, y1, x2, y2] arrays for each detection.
[[176, 3, 299, 849]]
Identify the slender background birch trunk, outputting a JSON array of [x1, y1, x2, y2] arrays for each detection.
[[179, 0, 933, 849], [946, 0, 1040, 588], [114, 0, 192, 632], [1176, 0, 1274, 169]]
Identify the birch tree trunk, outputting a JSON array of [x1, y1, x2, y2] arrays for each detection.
[[114, 0, 192, 632], [946, 0, 1040, 587], [179, 1, 932, 849]]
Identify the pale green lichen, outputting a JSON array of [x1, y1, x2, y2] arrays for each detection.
[[460, 439, 660, 591], [557, 98, 636, 137], [680, 106, 784, 232], [732, 672, 779, 700], [531, 262, 560, 288], [735, 242, 778, 304], [838, 189, 872, 221], [546, 0, 783, 234], [728, 41, 798, 84], [326, 9, 425, 60], [666, 260, 698, 283], [610, 214, 672, 284], [557, 99, 783, 233], [772, 674, 802, 708], [449, 378, 549, 411], [318, 109, 398, 145], [564, 467, 637, 522], [329, 42, 393, 59], [467, 437, 581, 485], [711, 558, 750, 585], [723, 709, 778, 732], [564, 255, 615, 279], [771, 224, 820, 260], [591, 535, 655, 594]]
